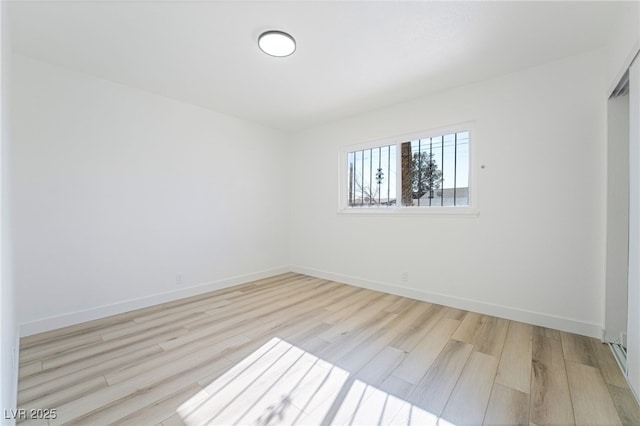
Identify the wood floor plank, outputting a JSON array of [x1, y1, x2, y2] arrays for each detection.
[[159, 413, 184, 426], [16, 273, 640, 426], [115, 384, 205, 426], [355, 346, 405, 387], [392, 317, 460, 385], [154, 281, 339, 353], [19, 345, 162, 393], [317, 311, 397, 366], [49, 342, 238, 424], [277, 320, 332, 349], [530, 332, 575, 425], [440, 351, 499, 426], [318, 294, 395, 343], [406, 339, 474, 416], [608, 384, 640, 426], [76, 364, 228, 426], [389, 303, 445, 352], [565, 361, 622, 425], [131, 294, 238, 324], [383, 296, 414, 314], [18, 361, 42, 379], [20, 334, 105, 365], [560, 331, 599, 367], [321, 290, 388, 326], [331, 377, 408, 426], [452, 312, 509, 357], [192, 338, 310, 425], [590, 339, 628, 388], [483, 383, 529, 426], [242, 285, 356, 340], [181, 277, 330, 330], [221, 335, 281, 365], [42, 325, 190, 371], [388, 400, 439, 426], [103, 334, 247, 386], [157, 393, 215, 426], [19, 375, 108, 412], [474, 316, 509, 357], [324, 286, 374, 313], [178, 279, 341, 335], [534, 325, 561, 340], [71, 380, 208, 426], [378, 374, 415, 401], [19, 316, 136, 350], [100, 311, 208, 341], [452, 311, 485, 343], [442, 306, 467, 320], [157, 314, 256, 352], [495, 321, 532, 394], [336, 321, 400, 374]]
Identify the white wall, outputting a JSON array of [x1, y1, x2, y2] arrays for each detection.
[[12, 56, 289, 335], [289, 49, 607, 337], [1, 0, 18, 421]]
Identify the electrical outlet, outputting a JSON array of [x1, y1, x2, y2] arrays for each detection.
[[176, 273, 183, 286], [401, 272, 409, 283]]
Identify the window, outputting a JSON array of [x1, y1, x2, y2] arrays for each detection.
[[347, 144, 397, 207], [342, 127, 473, 213]]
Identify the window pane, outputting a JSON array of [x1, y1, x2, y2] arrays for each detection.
[[442, 134, 456, 206], [354, 150, 362, 206], [387, 145, 397, 206], [346, 130, 468, 210], [347, 144, 396, 208], [404, 137, 444, 207], [455, 132, 469, 206], [431, 137, 443, 206], [363, 148, 371, 205], [348, 151, 355, 206], [400, 131, 469, 208]]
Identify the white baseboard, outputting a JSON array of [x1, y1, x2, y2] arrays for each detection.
[[20, 266, 289, 337], [20, 264, 604, 340], [290, 265, 603, 339]]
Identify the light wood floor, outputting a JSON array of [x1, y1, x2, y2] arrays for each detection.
[[17, 273, 640, 425]]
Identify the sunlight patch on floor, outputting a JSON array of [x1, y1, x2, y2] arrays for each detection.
[[176, 337, 453, 425]]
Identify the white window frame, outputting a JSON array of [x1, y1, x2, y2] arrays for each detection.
[[338, 122, 478, 216]]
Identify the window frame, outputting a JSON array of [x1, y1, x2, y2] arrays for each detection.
[[338, 123, 478, 216]]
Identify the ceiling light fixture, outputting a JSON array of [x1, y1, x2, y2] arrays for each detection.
[[258, 30, 296, 57]]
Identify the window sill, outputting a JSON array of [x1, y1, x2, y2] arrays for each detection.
[[337, 207, 479, 217]]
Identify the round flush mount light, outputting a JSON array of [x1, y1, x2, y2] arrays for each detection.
[[258, 30, 296, 57]]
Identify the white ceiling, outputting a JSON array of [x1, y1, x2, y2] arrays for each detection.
[[8, 1, 628, 132]]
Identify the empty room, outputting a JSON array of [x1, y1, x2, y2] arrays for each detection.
[[1, 0, 640, 425]]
